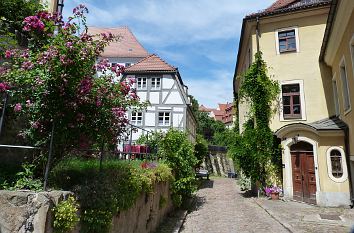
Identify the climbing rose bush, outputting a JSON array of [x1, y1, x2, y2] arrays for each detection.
[[0, 6, 145, 151]]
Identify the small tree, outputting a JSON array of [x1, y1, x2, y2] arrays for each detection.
[[0, 6, 145, 155], [194, 134, 208, 167]]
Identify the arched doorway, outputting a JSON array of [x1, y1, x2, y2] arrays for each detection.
[[291, 141, 317, 204]]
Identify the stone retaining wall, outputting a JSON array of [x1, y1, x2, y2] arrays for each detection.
[[0, 181, 173, 233]]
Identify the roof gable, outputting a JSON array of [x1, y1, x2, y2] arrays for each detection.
[[124, 54, 176, 73], [88, 26, 149, 58]]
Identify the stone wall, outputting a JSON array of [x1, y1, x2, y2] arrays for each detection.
[[0, 181, 173, 233], [0, 190, 72, 233], [204, 151, 234, 176]]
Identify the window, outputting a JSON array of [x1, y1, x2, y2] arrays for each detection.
[[332, 79, 340, 116], [158, 112, 170, 126], [282, 84, 301, 119], [151, 77, 161, 90], [131, 112, 143, 126], [278, 29, 297, 53], [326, 147, 348, 182], [340, 59, 350, 112], [125, 63, 131, 67], [111, 62, 117, 67], [137, 77, 147, 90], [330, 150, 343, 178]]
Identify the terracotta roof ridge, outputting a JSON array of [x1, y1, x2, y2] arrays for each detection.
[[152, 54, 176, 70]]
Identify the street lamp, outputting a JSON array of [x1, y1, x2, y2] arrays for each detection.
[[56, 0, 64, 14]]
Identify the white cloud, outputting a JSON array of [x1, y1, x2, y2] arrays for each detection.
[[64, 0, 274, 46], [186, 69, 234, 107]]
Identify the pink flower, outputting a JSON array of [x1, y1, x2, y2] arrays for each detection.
[[14, 103, 22, 112], [5, 50, 12, 59], [25, 100, 33, 107], [0, 82, 10, 92], [112, 107, 125, 117], [31, 121, 40, 129], [21, 61, 34, 70]]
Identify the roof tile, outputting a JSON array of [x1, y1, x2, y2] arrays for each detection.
[[88, 26, 149, 58], [124, 54, 176, 73]]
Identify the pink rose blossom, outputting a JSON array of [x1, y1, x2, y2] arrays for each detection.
[[14, 103, 22, 112]]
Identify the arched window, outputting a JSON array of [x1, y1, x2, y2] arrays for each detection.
[[326, 147, 348, 182], [330, 150, 343, 178]]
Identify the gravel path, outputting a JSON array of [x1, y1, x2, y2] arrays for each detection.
[[180, 178, 289, 233]]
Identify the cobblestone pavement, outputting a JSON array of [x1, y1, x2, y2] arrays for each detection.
[[180, 178, 289, 233], [255, 198, 354, 233]]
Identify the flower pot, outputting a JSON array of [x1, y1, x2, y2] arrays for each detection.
[[270, 192, 279, 200]]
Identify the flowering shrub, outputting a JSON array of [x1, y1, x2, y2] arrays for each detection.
[[264, 185, 282, 196], [0, 6, 146, 152]]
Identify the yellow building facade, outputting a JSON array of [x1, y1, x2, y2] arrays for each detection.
[[320, 0, 354, 206], [234, 0, 352, 207]]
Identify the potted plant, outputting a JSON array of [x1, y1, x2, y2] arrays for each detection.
[[264, 186, 282, 200]]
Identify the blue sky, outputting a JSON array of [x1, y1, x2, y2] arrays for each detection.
[[63, 0, 274, 107]]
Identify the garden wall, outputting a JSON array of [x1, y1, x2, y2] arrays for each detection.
[[0, 181, 173, 233]]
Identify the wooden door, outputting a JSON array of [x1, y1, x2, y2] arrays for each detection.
[[291, 150, 316, 204]]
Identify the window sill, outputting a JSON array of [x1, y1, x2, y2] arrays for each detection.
[[344, 107, 352, 116]]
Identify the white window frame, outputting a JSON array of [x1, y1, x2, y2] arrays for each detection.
[[137, 77, 147, 90], [158, 112, 170, 126], [339, 57, 351, 115], [280, 80, 306, 121], [275, 27, 300, 55], [131, 112, 143, 126], [350, 34, 354, 79], [332, 74, 340, 116], [151, 77, 161, 90], [326, 146, 348, 183]]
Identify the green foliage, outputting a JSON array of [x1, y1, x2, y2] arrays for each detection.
[[159, 129, 198, 206], [3, 164, 42, 191], [50, 158, 173, 233], [233, 52, 281, 186], [0, 0, 43, 51], [194, 134, 208, 166], [53, 196, 79, 233], [136, 131, 163, 155]]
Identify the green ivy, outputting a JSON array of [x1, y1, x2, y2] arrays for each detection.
[[53, 196, 79, 233], [2, 164, 42, 191], [234, 52, 281, 186]]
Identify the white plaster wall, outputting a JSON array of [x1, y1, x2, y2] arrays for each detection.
[[165, 92, 183, 104], [174, 107, 184, 112], [162, 76, 174, 89], [132, 129, 143, 141], [173, 114, 183, 127], [138, 92, 147, 102], [150, 92, 160, 104], [145, 113, 155, 126], [147, 106, 155, 111]]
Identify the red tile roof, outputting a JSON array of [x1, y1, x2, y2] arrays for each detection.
[[124, 54, 176, 73], [247, 0, 331, 18], [88, 26, 149, 58], [265, 0, 298, 12]]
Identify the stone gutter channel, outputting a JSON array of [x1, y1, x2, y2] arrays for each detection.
[[253, 198, 295, 233]]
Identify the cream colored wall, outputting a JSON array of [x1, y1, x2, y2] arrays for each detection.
[[237, 11, 330, 131], [281, 129, 349, 195], [327, 10, 354, 155], [317, 136, 349, 193], [258, 13, 330, 131], [40, 0, 57, 13]]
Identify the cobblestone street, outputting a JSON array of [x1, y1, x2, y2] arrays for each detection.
[[180, 178, 289, 233]]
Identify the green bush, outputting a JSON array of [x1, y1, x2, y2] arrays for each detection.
[[2, 164, 42, 191], [194, 134, 208, 167], [50, 158, 173, 233], [53, 196, 79, 233], [159, 129, 198, 206]]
